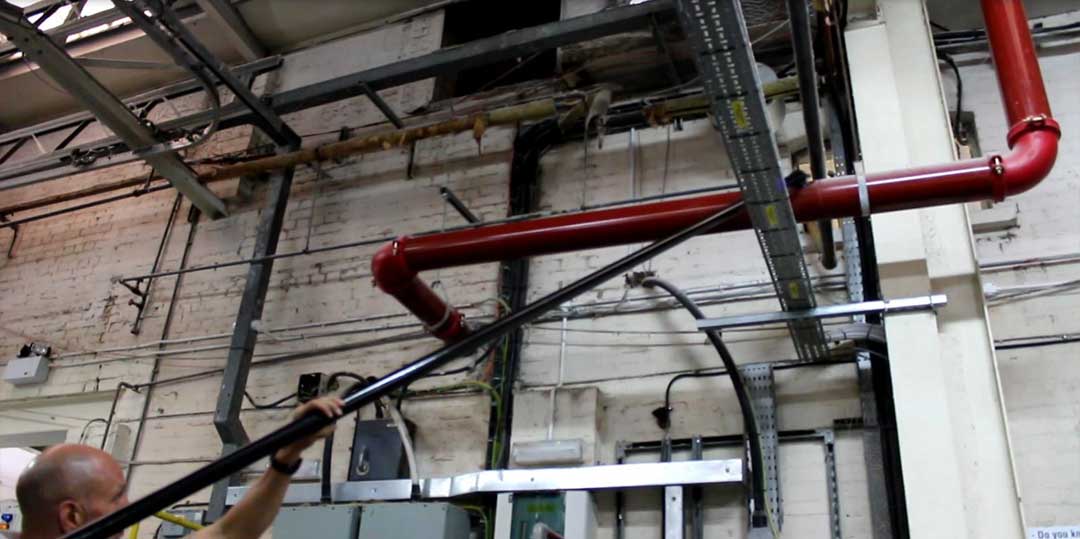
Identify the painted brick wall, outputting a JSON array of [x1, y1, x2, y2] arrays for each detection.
[[943, 9, 1080, 529]]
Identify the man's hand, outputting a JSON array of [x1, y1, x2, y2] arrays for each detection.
[[273, 396, 345, 465]]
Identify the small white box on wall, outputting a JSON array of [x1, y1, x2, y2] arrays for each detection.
[[3, 355, 50, 386]]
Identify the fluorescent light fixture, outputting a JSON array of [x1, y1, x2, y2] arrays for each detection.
[[512, 439, 585, 466]]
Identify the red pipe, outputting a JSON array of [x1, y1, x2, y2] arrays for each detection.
[[372, 0, 1061, 342]]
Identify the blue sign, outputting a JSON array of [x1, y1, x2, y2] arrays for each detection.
[[0, 514, 12, 523]]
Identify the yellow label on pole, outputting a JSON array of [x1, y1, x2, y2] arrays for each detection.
[[765, 204, 779, 227], [789, 282, 801, 299], [731, 99, 750, 129]]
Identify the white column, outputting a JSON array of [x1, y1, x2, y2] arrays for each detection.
[[845, 0, 1025, 536]]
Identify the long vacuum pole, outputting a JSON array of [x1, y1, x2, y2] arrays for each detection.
[[61, 201, 746, 539]]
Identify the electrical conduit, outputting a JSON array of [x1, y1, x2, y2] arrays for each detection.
[[372, 0, 1060, 342]]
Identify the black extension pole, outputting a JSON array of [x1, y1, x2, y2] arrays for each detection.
[[642, 277, 769, 528], [786, 0, 836, 269], [61, 201, 748, 539]]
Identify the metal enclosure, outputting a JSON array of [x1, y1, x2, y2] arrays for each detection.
[[348, 419, 408, 481], [494, 491, 597, 539], [272, 506, 361, 539], [271, 503, 469, 539], [357, 503, 470, 539]]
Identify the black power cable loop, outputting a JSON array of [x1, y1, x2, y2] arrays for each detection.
[[640, 277, 769, 529]]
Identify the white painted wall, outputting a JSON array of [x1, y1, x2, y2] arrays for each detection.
[[0, 448, 35, 501], [940, 8, 1080, 529]]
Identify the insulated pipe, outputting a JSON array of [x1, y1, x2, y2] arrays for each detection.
[[373, 0, 1060, 342]]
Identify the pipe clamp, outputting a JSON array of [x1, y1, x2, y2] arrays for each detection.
[[854, 161, 870, 217]]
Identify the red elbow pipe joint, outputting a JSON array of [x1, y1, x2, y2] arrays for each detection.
[[994, 119, 1061, 200], [372, 238, 470, 342]]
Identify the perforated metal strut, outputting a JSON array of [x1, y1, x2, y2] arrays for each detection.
[[675, 0, 829, 360]]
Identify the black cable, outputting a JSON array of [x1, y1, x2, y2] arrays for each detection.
[[662, 370, 728, 416], [641, 277, 769, 528], [243, 391, 297, 410], [937, 51, 965, 144], [421, 338, 501, 378], [994, 336, 1080, 351], [933, 21, 1080, 47]]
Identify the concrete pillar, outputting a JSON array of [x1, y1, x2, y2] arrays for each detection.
[[845, 0, 1025, 535]]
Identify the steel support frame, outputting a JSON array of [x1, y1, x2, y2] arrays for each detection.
[[0, 0, 245, 58], [206, 143, 298, 519], [738, 363, 781, 529], [192, 0, 265, 61], [0, 1, 227, 217], [224, 459, 743, 504], [695, 295, 947, 331], [112, 0, 299, 148], [0, 55, 281, 148], [620, 426, 848, 538], [0, 0, 674, 190]]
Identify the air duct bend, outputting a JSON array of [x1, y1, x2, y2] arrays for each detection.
[[373, 0, 1060, 343]]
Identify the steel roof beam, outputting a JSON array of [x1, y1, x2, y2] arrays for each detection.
[[0, 0, 672, 189], [193, 0, 264, 61], [0, 1, 227, 217]]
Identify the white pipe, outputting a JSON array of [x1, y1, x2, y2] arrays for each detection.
[[548, 309, 569, 440], [382, 398, 419, 487]]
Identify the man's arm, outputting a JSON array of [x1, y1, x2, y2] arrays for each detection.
[[194, 397, 344, 539]]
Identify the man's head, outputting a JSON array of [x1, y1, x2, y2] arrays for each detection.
[[15, 444, 128, 538]]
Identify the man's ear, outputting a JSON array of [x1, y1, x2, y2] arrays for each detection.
[[57, 500, 85, 534]]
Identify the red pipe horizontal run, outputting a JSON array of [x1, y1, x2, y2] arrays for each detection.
[[372, 0, 1061, 342]]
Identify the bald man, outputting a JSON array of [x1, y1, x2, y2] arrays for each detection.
[[15, 397, 345, 539]]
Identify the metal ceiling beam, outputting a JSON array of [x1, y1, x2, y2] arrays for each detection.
[[75, 57, 183, 70], [111, 0, 299, 147], [0, 0, 673, 189], [193, 0, 264, 61], [0, 1, 227, 217], [0, 55, 280, 147], [0, 0, 254, 60]]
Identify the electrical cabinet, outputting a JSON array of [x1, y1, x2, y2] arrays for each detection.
[[348, 419, 408, 481], [272, 503, 469, 539], [494, 492, 597, 539], [273, 506, 361, 539], [357, 503, 470, 539]]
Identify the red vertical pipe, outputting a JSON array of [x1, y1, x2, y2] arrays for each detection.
[[373, 0, 1061, 343], [981, 0, 1052, 140]]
